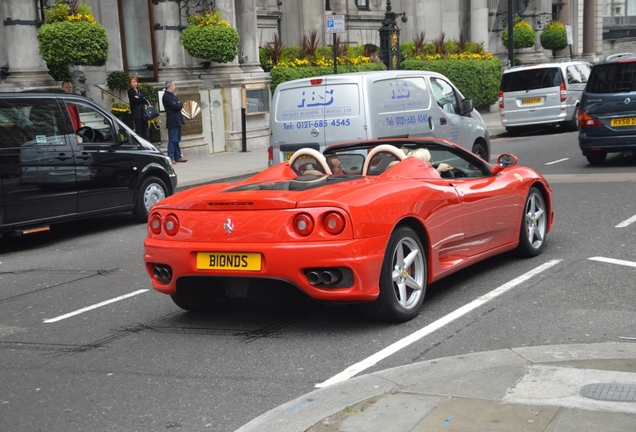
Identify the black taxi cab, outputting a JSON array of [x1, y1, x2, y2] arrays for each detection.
[[0, 91, 177, 237]]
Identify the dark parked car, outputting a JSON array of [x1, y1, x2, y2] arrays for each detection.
[[578, 53, 636, 165], [0, 91, 177, 237]]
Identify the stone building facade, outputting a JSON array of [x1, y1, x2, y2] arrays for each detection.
[[0, 0, 634, 156]]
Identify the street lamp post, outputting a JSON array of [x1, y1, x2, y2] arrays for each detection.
[[379, 0, 406, 70]]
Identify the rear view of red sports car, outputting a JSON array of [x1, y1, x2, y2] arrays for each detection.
[[144, 138, 553, 322]]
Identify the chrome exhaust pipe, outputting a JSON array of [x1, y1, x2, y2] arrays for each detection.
[[307, 271, 320, 285], [320, 270, 341, 285], [152, 264, 173, 283]]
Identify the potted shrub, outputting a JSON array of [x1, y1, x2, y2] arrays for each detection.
[[181, 9, 240, 64], [501, 16, 536, 50], [540, 20, 568, 55], [37, 0, 108, 81]]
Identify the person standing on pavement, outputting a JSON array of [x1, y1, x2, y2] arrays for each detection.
[[127, 76, 150, 139], [162, 81, 187, 164]]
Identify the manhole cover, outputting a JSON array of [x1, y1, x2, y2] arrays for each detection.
[[579, 383, 636, 402]]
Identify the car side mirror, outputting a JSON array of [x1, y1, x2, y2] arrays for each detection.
[[491, 153, 518, 174], [460, 98, 473, 115], [118, 128, 130, 144]]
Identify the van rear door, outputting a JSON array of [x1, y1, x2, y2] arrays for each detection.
[[500, 67, 564, 124], [270, 78, 328, 164]]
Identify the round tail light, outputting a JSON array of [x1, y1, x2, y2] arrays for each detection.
[[163, 214, 180, 236], [149, 213, 162, 235], [293, 213, 315, 236], [324, 212, 345, 235]]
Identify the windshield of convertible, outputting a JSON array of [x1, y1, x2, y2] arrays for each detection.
[[227, 175, 361, 192]]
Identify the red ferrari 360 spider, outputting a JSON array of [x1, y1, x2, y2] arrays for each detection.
[[144, 138, 553, 322]]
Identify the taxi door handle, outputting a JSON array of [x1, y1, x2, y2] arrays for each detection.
[[56, 152, 72, 161], [75, 152, 91, 161]]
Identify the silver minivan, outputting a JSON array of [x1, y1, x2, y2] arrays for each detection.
[[268, 70, 491, 165], [499, 60, 591, 134]]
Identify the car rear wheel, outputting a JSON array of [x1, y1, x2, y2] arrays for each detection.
[[360, 226, 426, 322], [586, 152, 607, 166], [516, 187, 547, 257], [133, 176, 167, 222]]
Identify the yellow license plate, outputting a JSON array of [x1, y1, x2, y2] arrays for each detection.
[[610, 117, 636, 127], [285, 152, 295, 161], [522, 97, 542, 105], [196, 252, 262, 271]]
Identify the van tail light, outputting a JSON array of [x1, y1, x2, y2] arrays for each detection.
[[310, 78, 323, 85], [560, 82, 567, 102], [498, 90, 504, 109], [267, 146, 273, 167], [578, 109, 603, 128]]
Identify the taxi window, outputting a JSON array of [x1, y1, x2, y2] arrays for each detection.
[[0, 99, 65, 148]]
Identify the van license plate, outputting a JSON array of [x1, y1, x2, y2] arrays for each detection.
[[285, 152, 295, 161], [197, 252, 262, 271], [610, 117, 636, 127], [522, 97, 542, 105]]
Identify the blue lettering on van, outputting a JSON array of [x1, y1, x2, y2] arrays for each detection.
[[298, 89, 335, 108], [390, 81, 411, 100], [293, 119, 351, 129], [385, 114, 428, 127], [284, 122, 294, 130]]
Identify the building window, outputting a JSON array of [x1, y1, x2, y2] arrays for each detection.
[[605, 0, 636, 17], [356, 0, 369, 10], [326, 0, 331, 11]]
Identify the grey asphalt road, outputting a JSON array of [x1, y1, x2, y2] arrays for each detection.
[[1, 128, 636, 432]]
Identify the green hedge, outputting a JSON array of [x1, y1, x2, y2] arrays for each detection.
[[401, 58, 502, 108], [269, 62, 386, 92]]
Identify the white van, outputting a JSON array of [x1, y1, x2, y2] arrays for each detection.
[[268, 70, 491, 165]]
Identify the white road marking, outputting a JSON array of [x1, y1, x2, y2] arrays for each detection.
[[315, 259, 563, 388], [43, 289, 149, 323], [616, 214, 636, 228], [545, 158, 569, 165], [589, 256, 636, 268]]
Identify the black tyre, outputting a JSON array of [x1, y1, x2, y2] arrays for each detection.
[[133, 176, 167, 222], [360, 226, 427, 322], [586, 152, 607, 166], [506, 126, 523, 136], [471, 142, 489, 161], [516, 187, 548, 257], [564, 112, 579, 131]]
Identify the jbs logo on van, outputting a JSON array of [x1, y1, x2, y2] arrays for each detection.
[[281, 89, 353, 119]]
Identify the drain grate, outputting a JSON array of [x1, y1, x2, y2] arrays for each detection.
[[579, 383, 636, 402]]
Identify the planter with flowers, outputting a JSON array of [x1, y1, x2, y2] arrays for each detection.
[[501, 16, 536, 51], [540, 20, 568, 57], [180, 9, 240, 64], [37, 0, 109, 82]]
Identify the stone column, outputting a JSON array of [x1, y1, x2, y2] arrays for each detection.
[[152, 0, 190, 78], [556, 0, 571, 59], [582, 0, 596, 58], [1, 0, 53, 89], [236, 0, 264, 72], [470, 0, 489, 50]]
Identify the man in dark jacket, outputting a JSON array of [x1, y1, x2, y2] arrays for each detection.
[[162, 81, 187, 164]]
